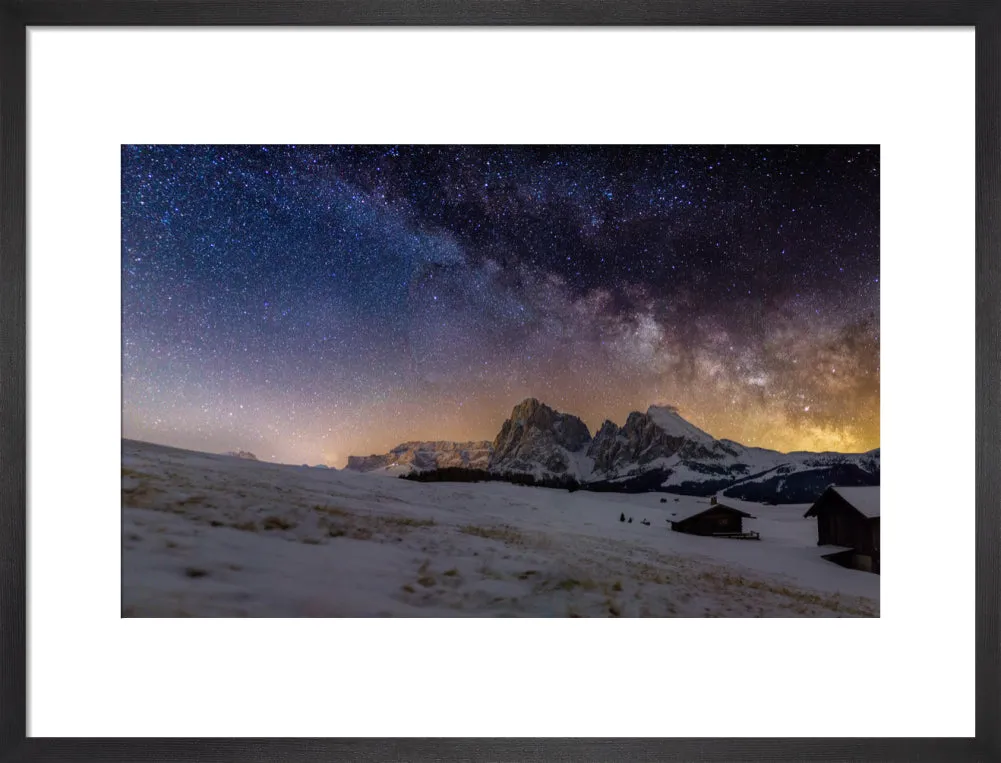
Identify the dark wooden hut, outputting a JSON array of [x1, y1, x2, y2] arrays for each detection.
[[668, 498, 757, 538], [803, 486, 880, 574]]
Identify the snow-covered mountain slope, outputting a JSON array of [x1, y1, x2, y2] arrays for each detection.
[[345, 440, 493, 475], [719, 450, 881, 503], [646, 404, 717, 447]]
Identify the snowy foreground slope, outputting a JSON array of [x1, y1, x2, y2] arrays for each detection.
[[123, 439, 879, 618]]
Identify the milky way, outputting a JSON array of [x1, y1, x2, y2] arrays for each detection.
[[122, 145, 879, 466]]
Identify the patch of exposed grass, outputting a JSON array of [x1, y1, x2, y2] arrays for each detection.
[[313, 504, 353, 518], [612, 581, 623, 592], [459, 524, 526, 545], [262, 516, 297, 531], [121, 480, 161, 506], [417, 575, 436, 588], [232, 520, 259, 532], [443, 568, 459, 577], [315, 507, 432, 541], [552, 576, 599, 593], [697, 569, 875, 616], [381, 515, 435, 528], [632, 563, 671, 585], [401, 584, 416, 593], [302, 537, 321, 545]]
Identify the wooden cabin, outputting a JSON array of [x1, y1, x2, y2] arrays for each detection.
[[668, 498, 757, 538], [803, 486, 880, 574]]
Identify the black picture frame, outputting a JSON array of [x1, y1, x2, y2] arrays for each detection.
[[1, 2, 996, 761]]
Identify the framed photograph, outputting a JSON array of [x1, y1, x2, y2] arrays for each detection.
[[2, 2, 996, 761], [120, 142, 883, 620]]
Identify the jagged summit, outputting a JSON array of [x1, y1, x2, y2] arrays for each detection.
[[645, 404, 715, 446], [497, 399, 591, 445], [510, 397, 542, 414], [648, 403, 679, 414], [489, 399, 592, 478]]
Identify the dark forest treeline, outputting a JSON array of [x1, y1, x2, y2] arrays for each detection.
[[398, 464, 878, 503], [401, 466, 686, 495], [400, 467, 581, 491], [401, 466, 699, 494]]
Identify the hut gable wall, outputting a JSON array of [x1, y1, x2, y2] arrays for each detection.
[[807, 488, 880, 559], [673, 505, 747, 536]]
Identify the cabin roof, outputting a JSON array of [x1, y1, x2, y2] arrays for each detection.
[[667, 502, 755, 524], [804, 485, 880, 519]]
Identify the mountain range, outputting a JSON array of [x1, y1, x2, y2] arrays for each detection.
[[344, 398, 879, 504], [346, 440, 493, 475], [224, 450, 259, 461]]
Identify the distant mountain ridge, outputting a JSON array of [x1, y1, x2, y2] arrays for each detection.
[[344, 398, 879, 503], [346, 440, 493, 476], [224, 450, 259, 461]]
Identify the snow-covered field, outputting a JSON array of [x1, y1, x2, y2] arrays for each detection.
[[122, 439, 879, 617]]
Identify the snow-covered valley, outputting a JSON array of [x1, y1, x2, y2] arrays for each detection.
[[122, 439, 879, 617]]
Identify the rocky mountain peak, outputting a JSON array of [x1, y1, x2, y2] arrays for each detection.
[[594, 419, 621, 439], [489, 399, 592, 477], [645, 404, 715, 445]]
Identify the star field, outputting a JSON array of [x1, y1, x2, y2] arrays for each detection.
[[122, 145, 879, 465]]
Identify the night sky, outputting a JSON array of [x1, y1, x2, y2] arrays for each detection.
[[122, 145, 879, 466]]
